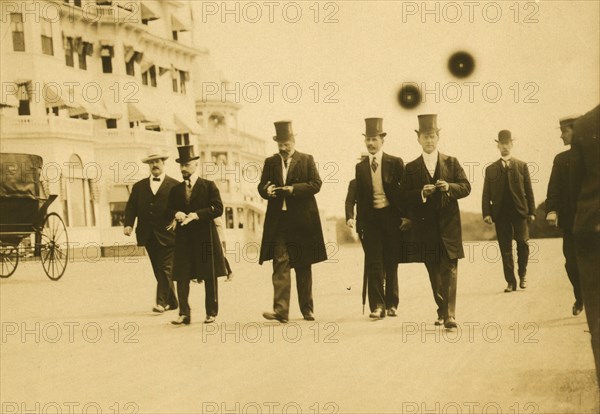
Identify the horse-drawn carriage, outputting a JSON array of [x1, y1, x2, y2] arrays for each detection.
[[0, 153, 68, 280]]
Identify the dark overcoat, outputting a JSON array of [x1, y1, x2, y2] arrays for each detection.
[[546, 149, 577, 231], [258, 151, 327, 267], [167, 178, 227, 282], [124, 176, 179, 246], [400, 153, 471, 261]]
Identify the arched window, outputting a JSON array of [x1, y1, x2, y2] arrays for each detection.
[[64, 154, 96, 227]]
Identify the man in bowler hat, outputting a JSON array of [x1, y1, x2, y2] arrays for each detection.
[[482, 130, 536, 292], [354, 118, 407, 319], [167, 145, 227, 325], [546, 115, 583, 315], [258, 121, 327, 323], [124, 148, 179, 313], [400, 114, 471, 329]]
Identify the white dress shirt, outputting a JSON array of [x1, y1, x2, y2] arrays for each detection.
[[421, 150, 439, 203], [280, 151, 295, 211], [501, 156, 512, 168], [149, 173, 165, 195]]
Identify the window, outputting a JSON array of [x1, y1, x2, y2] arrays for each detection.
[[74, 0, 81, 6], [225, 207, 234, 229], [41, 18, 53, 55], [141, 65, 157, 87], [11, 13, 25, 51], [18, 100, 30, 116], [46, 106, 59, 116], [101, 46, 113, 73], [64, 36, 74, 67], [176, 133, 190, 146], [237, 207, 244, 229], [78, 42, 92, 70], [106, 119, 117, 129], [172, 31, 178, 41], [179, 70, 187, 94], [125, 58, 135, 76], [172, 70, 178, 93], [64, 154, 96, 227]]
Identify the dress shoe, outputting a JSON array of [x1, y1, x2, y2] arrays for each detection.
[[152, 304, 166, 313], [573, 302, 584, 316], [387, 307, 398, 317], [444, 317, 458, 329], [519, 277, 527, 289], [369, 308, 385, 319], [504, 284, 515, 293], [204, 315, 216, 324], [171, 315, 190, 325], [262, 312, 288, 323], [435, 317, 444, 326], [303, 312, 315, 321]]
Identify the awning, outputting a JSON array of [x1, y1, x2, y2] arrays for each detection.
[[171, 14, 190, 32], [128, 102, 158, 123], [174, 113, 203, 135], [42, 83, 111, 118], [103, 99, 123, 120], [141, 2, 160, 21], [108, 185, 130, 203], [70, 99, 112, 119], [1, 83, 21, 107]]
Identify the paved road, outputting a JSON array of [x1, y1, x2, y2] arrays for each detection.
[[1, 239, 598, 413]]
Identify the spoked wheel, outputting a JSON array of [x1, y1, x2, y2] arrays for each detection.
[[39, 212, 69, 281], [0, 243, 19, 278]]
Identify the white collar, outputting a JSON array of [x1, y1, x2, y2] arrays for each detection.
[[185, 173, 198, 186], [279, 150, 295, 161], [368, 150, 384, 163], [501, 156, 512, 162], [422, 150, 439, 162], [150, 173, 165, 181]]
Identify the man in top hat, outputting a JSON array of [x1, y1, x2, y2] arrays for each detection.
[[167, 145, 228, 325], [569, 105, 600, 384], [400, 114, 471, 329], [258, 121, 327, 323], [482, 130, 536, 292], [546, 115, 583, 315], [354, 118, 407, 319], [124, 148, 179, 313]]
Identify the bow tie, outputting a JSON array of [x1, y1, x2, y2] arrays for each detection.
[[152, 177, 161, 182]]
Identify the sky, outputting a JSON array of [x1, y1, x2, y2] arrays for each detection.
[[191, 0, 600, 217]]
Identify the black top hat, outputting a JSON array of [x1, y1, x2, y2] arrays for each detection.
[[495, 130, 514, 143], [273, 121, 295, 142], [363, 118, 387, 138], [175, 145, 200, 163], [415, 114, 440, 134]]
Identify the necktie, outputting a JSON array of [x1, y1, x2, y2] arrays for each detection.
[[502, 159, 509, 169], [184, 180, 192, 203], [152, 177, 160, 182], [371, 157, 378, 172]]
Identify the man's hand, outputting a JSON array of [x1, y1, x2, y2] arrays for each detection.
[[166, 219, 177, 231], [346, 219, 355, 229], [527, 214, 536, 223], [546, 212, 558, 227], [422, 184, 436, 198], [279, 186, 294, 195], [435, 180, 449, 192], [266, 182, 277, 198], [181, 212, 199, 226], [123, 226, 133, 236], [399, 218, 412, 232], [483, 216, 493, 225], [175, 211, 186, 222]]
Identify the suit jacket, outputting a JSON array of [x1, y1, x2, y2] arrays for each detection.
[[355, 152, 404, 225], [124, 175, 179, 247], [570, 104, 600, 234], [400, 153, 471, 261], [166, 178, 227, 282], [258, 151, 327, 267], [482, 158, 535, 220], [546, 149, 576, 231], [344, 179, 360, 233]]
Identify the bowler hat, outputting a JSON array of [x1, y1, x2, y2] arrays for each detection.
[[273, 121, 295, 142], [175, 145, 199, 164], [363, 118, 387, 138], [558, 115, 580, 129], [142, 147, 169, 164], [495, 130, 514, 143], [415, 114, 441, 134]]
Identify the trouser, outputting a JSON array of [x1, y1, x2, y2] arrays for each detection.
[[575, 233, 600, 385], [177, 273, 218, 318], [272, 213, 313, 318], [495, 209, 530, 286], [563, 231, 582, 304], [145, 234, 178, 309], [424, 248, 458, 320], [362, 207, 400, 312]]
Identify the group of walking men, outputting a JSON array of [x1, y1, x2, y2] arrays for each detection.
[[123, 108, 599, 384]]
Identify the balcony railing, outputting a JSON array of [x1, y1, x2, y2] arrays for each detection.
[[96, 128, 169, 146], [0, 115, 94, 138]]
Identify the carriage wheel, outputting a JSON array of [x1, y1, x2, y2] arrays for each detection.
[[39, 213, 69, 281], [0, 244, 19, 278]]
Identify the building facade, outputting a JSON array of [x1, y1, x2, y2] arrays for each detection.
[[0, 0, 267, 253]]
